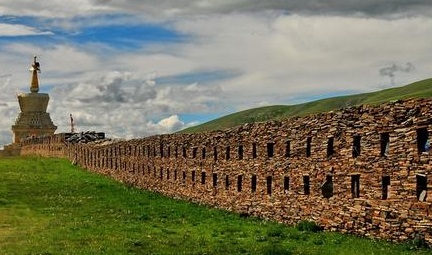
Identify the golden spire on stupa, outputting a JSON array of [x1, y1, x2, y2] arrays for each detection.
[[30, 55, 40, 93]]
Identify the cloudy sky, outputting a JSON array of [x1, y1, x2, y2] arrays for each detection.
[[0, 1, 431, 147]]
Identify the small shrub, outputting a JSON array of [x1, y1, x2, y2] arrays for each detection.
[[405, 234, 429, 250], [138, 214, 150, 221], [161, 228, 177, 235], [0, 198, 10, 205], [287, 231, 309, 241], [312, 236, 325, 245], [262, 244, 292, 255], [221, 226, 241, 235], [331, 236, 344, 245], [296, 220, 323, 232], [255, 235, 267, 242], [287, 231, 301, 240], [266, 225, 286, 238], [130, 239, 143, 247]]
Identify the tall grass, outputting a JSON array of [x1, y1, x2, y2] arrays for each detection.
[[0, 157, 430, 254]]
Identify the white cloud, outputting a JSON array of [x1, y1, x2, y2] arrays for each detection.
[[0, 103, 18, 148], [0, 23, 52, 36], [44, 70, 221, 140], [1, 1, 432, 147], [164, 14, 432, 109], [148, 115, 186, 133], [0, 0, 114, 18], [1, 0, 431, 19]]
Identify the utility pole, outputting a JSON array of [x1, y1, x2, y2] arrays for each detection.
[[70, 113, 75, 133]]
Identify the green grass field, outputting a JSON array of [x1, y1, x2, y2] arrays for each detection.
[[0, 157, 431, 255]]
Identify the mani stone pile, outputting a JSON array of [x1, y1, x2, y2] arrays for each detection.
[[18, 98, 432, 245]]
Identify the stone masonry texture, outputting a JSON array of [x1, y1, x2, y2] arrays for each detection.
[[19, 98, 432, 244]]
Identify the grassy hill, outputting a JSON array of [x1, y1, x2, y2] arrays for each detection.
[[180, 78, 432, 133]]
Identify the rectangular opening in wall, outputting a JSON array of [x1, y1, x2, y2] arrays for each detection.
[[225, 174, 230, 190], [174, 169, 177, 181], [191, 170, 196, 183], [160, 143, 164, 158], [182, 171, 186, 183], [306, 137, 312, 157], [238, 145, 243, 160], [167, 146, 171, 157], [327, 137, 334, 158], [192, 147, 197, 158], [285, 141, 290, 158], [382, 175, 390, 200], [416, 174, 427, 201], [351, 174, 360, 198], [213, 173, 218, 187], [183, 147, 187, 158], [380, 133, 390, 157], [266, 176, 272, 195], [201, 171, 206, 184], [322, 175, 333, 198], [284, 176, 290, 193], [251, 175, 257, 192], [417, 128, 429, 153], [226, 146, 230, 160], [160, 168, 163, 179], [213, 147, 218, 161], [303, 176, 310, 195], [166, 169, 170, 180], [352, 135, 361, 158], [252, 143, 257, 158], [175, 146, 178, 158], [237, 175, 243, 192], [267, 142, 274, 158], [202, 147, 206, 159]]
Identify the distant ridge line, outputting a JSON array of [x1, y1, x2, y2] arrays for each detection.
[[180, 78, 432, 133]]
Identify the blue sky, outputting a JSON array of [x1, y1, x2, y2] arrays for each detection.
[[1, 1, 432, 147], [0, 14, 184, 50]]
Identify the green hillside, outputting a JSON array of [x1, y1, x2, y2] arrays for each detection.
[[180, 78, 432, 133]]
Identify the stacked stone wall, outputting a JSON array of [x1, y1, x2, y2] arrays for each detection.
[[19, 98, 432, 244]]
